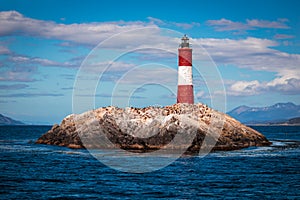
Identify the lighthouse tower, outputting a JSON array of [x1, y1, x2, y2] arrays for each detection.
[[177, 34, 194, 104]]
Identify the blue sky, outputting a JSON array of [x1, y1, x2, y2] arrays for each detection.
[[0, 0, 299, 124]]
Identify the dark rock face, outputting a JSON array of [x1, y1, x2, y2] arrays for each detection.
[[36, 124, 83, 149], [36, 103, 271, 155]]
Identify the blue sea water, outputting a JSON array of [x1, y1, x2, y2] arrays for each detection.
[[0, 125, 299, 199]]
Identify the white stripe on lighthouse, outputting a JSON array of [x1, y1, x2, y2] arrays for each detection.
[[178, 66, 192, 85]]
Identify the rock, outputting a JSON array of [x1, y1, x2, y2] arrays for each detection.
[[36, 103, 271, 155]]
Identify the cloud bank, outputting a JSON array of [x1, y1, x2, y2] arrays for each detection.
[[206, 18, 290, 32], [1, 11, 299, 97]]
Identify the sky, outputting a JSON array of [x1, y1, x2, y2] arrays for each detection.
[[0, 0, 300, 124]]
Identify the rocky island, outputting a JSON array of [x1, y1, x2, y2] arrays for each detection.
[[36, 103, 271, 155]]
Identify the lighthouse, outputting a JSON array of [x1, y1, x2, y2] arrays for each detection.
[[177, 34, 194, 104]]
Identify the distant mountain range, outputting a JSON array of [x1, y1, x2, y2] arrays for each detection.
[[0, 114, 24, 125], [227, 102, 300, 124]]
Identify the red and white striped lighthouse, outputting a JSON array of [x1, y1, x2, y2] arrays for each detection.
[[177, 34, 194, 104]]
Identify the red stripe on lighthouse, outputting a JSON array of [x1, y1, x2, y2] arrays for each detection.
[[178, 49, 192, 66], [177, 85, 194, 104]]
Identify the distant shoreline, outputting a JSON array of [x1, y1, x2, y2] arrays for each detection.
[[248, 124, 300, 126]]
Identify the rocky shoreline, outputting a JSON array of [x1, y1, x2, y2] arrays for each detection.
[[36, 103, 271, 155]]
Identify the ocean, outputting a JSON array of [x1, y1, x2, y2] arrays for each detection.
[[0, 125, 299, 199]]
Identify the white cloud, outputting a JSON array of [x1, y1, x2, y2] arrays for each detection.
[[172, 22, 200, 29], [195, 37, 300, 74], [116, 67, 177, 85], [206, 18, 249, 31], [195, 91, 205, 98], [0, 45, 11, 54], [0, 65, 37, 82], [0, 11, 159, 46], [228, 80, 262, 96], [80, 61, 135, 74], [207, 18, 290, 32], [0, 11, 198, 48], [79, 61, 177, 85], [148, 17, 200, 29], [147, 17, 165, 25], [193, 37, 300, 96], [225, 75, 300, 97], [9, 55, 75, 68], [274, 34, 295, 39], [246, 19, 289, 29], [266, 76, 300, 95], [0, 53, 77, 82]]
